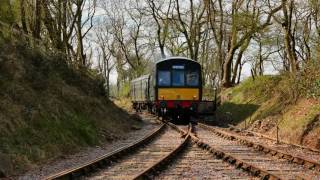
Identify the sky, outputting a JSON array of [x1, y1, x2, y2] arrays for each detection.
[[83, 0, 280, 85]]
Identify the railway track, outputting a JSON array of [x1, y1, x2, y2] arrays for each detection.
[[45, 112, 320, 180], [45, 124, 166, 179], [228, 125, 320, 154], [86, 124, 189, 179], [154, 140, 258, 179], [194, 123, 320, 179], [45, 121, 191, 180], [227, 124, 320, 163]]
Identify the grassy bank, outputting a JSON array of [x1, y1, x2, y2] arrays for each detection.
[[216, 72, 320, 149], [0, 41, 143, 176]]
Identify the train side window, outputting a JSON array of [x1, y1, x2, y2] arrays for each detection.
[[186, 71, 199, 86], [172, 70, 185, 86], [158, 71, 171, 86]]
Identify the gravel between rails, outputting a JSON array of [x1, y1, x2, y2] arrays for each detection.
[[155, 143, 257, 180], [17, 115, 161, 180], [85, 126, 184, 179], [196, 126, 320, 179], [221, 127, 320, 163]]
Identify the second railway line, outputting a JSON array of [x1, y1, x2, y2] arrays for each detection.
[[44, 113, 320, 179]]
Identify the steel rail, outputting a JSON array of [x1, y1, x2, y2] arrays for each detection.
[[45, 124, 166, 180], [199, 123, 320, 172], [228, 124, 320, 153], [191, 135, 282, 180], [138, 114, 281, 179], [133, 123, 192, 180]]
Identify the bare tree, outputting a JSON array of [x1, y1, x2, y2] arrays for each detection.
[[95, 26, 115, 98], [221, 0, 282, 87], [146, 0, 173, 58], [173, 0, 206, 61]]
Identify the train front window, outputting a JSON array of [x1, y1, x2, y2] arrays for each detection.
[[158, 71, 171, 86], [172, 70, 185, 86], [186, 71, 199, 86]]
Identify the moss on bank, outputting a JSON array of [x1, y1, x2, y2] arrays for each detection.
[[0, 41, 142, 175], [217, 74, 320, 149]]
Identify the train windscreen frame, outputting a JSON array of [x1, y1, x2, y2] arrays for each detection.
[[156, 58, 201, 88], [186, 70, 199, 86], [158, 70, 171, 86], [172, 69, 185, 86]]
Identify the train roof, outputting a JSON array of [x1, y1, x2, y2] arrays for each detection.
[[156, 56, 198, 64], [131, 74, 150, 83]]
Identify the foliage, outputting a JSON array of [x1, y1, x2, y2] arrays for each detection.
[[218, 69, 320, 126], [0, 41, 142, 175], [229, 75, 282, 103], [0, 0, 17, 24], [297, 61, 320, 99]]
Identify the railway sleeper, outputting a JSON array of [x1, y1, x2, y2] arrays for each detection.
[[70, 171, 83, 179], [293, 157, 304, 165], [235, 161, 243, 168], [227, 157, 236, 164], [201, 124, 320, 173], [283, 154, 294, 161], [192, 140, 274, 179], [263, 148, 270, 153], [260, 173, 270, 180]]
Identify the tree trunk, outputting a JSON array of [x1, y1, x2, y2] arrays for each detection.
[[258, 41, 263, 76], [231, 38, 250, 84], [76, 1, 85, 67], [237, 63, 242, 84], [33, 0, 41, 39], [222, 48, 236, 87], [20, 0, 28, 34], [282, 0, 299, 73], [231, 50, 243, 84]]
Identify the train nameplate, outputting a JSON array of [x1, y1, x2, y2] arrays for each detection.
[[172, 65, 184, 69]]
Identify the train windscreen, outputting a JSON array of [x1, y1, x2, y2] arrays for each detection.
[[158, 70, 171, 86], [186, 70, 199, 86], [172, 70, 185, 86]]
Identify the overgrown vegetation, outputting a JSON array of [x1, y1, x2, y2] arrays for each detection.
[[0, 41, 143, 176], [216, 65, 320, 149]]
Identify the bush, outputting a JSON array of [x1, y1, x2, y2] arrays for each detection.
[[298, 61, 320, 99]]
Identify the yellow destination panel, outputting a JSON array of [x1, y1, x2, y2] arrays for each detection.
[[158, 88, 199, 100]]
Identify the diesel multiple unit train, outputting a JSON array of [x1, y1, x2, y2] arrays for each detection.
[[130, 57, 212, 122]]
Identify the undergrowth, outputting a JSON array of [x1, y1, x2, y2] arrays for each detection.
[[216, 63, 320, 149], [0, 40, 143, 175]]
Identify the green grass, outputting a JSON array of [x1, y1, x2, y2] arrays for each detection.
[[229, 75, 282, 103], [0, 41, 143, 175], [217, 75, 283, 124], [216, 102, 260, 125], [0, 112, 99, 171], [216, 73, 320, 149]]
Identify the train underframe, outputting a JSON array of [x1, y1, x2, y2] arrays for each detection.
[[133, 100, 198, 124]]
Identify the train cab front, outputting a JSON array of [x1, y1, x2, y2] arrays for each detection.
[[154, 57, 202, 124], [156, 99, 199, 124]]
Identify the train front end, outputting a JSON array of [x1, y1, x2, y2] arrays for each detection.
[[153, 57, 202, 123]]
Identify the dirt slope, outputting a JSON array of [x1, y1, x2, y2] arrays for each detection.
[[215, 75, 320, 150], [0, 41, 142, 176]]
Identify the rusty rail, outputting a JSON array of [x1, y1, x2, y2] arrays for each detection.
[[133, 123, 192, 179], [228, 124, 320, 153], [45, 124, 166, 180], [191, 136, 282, 180], [198, 123, 320, 172]]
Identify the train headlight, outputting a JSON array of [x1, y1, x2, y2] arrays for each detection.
[[160, 101, 166, 108], [193, 95, 197, 100], [160, 95, 164, 100], [191, 102, 197, 111]]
